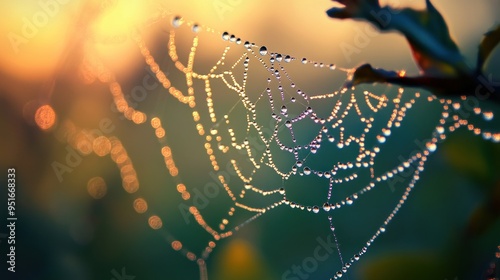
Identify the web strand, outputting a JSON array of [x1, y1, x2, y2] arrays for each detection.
[[71, 14, 500, 280]]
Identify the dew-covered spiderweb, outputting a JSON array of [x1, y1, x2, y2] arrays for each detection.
[[67, 11, 500, 280]]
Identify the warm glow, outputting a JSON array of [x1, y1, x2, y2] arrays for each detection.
[[35, 104, 56, 130], [133, 197, 148, 214], [87, 176, 107, 199], [148, 215, 162, 230]]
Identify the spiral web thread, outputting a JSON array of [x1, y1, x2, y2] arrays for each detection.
[[71, 13, 500, 280]]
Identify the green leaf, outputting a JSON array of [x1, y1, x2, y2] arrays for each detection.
[[477, 24, 500, 72]]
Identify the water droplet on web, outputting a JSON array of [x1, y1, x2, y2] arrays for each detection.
[[191, 24, 200, 33], [276, 54, 283, 62], [284, 55, 291, 63], [312, 205, 320, 213], [354, 254, 360, 261], [377, 135, 386, 144], [244, 183, 252, 189], [229, 34, 236, 42], [382, 128, 391, 136], [303, 167, 311, 175], [236, 38, 242, 44], [285, 120, 292, 128], [483, 111, 494, 121], [259, 46, 268, 56], [436, 126, 445, 134], [329, 64, 336, 70], [281, 105, 288, 114], [222, 32, 230, 41], [296, 160, 303, 167], [279, 188, 285, 195], [172, 16, 182, 28], [244, 41, 251, 49], [323, 203, 331, 212], [301, 58, 307, 64], [426, 142, 437, 152]]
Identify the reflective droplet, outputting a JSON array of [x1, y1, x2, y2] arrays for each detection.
[[191, 24, 200, 33], [329, 64, 336, 70], [323, 203, 331, 212], [172, 16, 182, 28], [259, 46, 268, 55], [303, 167, 311, 175], [222, 32, 230, 41], [284, 55, 291, 63], [229, 34, 236, 42], [426, 142, 437, 152], [483, 111, 494, 121], [296, 161, 303, 167], [279, 188, 285, 195], [244, 41, 251, 49], [346, 197, 353, 205], [276, 54, 283, 62], [301, 58, 307, 64], [244, 183, 252, 190], [281, 105, 288, 114], [312, 205, 320, 213], [285, 120, 292, 128]]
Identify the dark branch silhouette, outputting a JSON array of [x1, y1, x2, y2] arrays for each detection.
[[326, 0, 500, 103]]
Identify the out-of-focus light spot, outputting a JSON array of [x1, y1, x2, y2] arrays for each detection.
[[148, 215, 162, 230], [35, 105, 56, 130], [87, 176, 107, 199], [93, 136, 111, 156], [171, 240, 182, 251], [133, 197, 148, 214]]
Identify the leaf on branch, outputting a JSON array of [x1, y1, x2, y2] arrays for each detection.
[[477, 25, 500, 72]]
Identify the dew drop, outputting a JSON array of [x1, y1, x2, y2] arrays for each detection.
[[276, 53, 283, 62], [281, 105, 288, 114], [301, 58, 307, 64], [346, 197, 353, 205], [229, 34, 236, 42], [285, 120, 292, 128], [303, 167, 311, 175], [329, 64, 336, 70], [382, 128, 391, 136], [296, 161, 303, 167], [244, 183, 252, 190], [426, 142, 437, 152], [483, 111, 494, 121], [284, 55, 292, 63], [312, 205, 320, 213], [172, 16, 182, 28], [222, 32, 230, 41], [244, 41, 251, 49], [191, 24, 200, 33], [259, 46, 268, 56], [323, 203, 331, 212], [279, 188, 285, 195], [377, 135, 386, 144]]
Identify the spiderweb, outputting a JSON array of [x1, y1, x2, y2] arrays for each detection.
[[63, 10, 500, 280]]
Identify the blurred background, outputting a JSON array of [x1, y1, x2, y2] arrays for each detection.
[[1, 0, 500, 279]]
